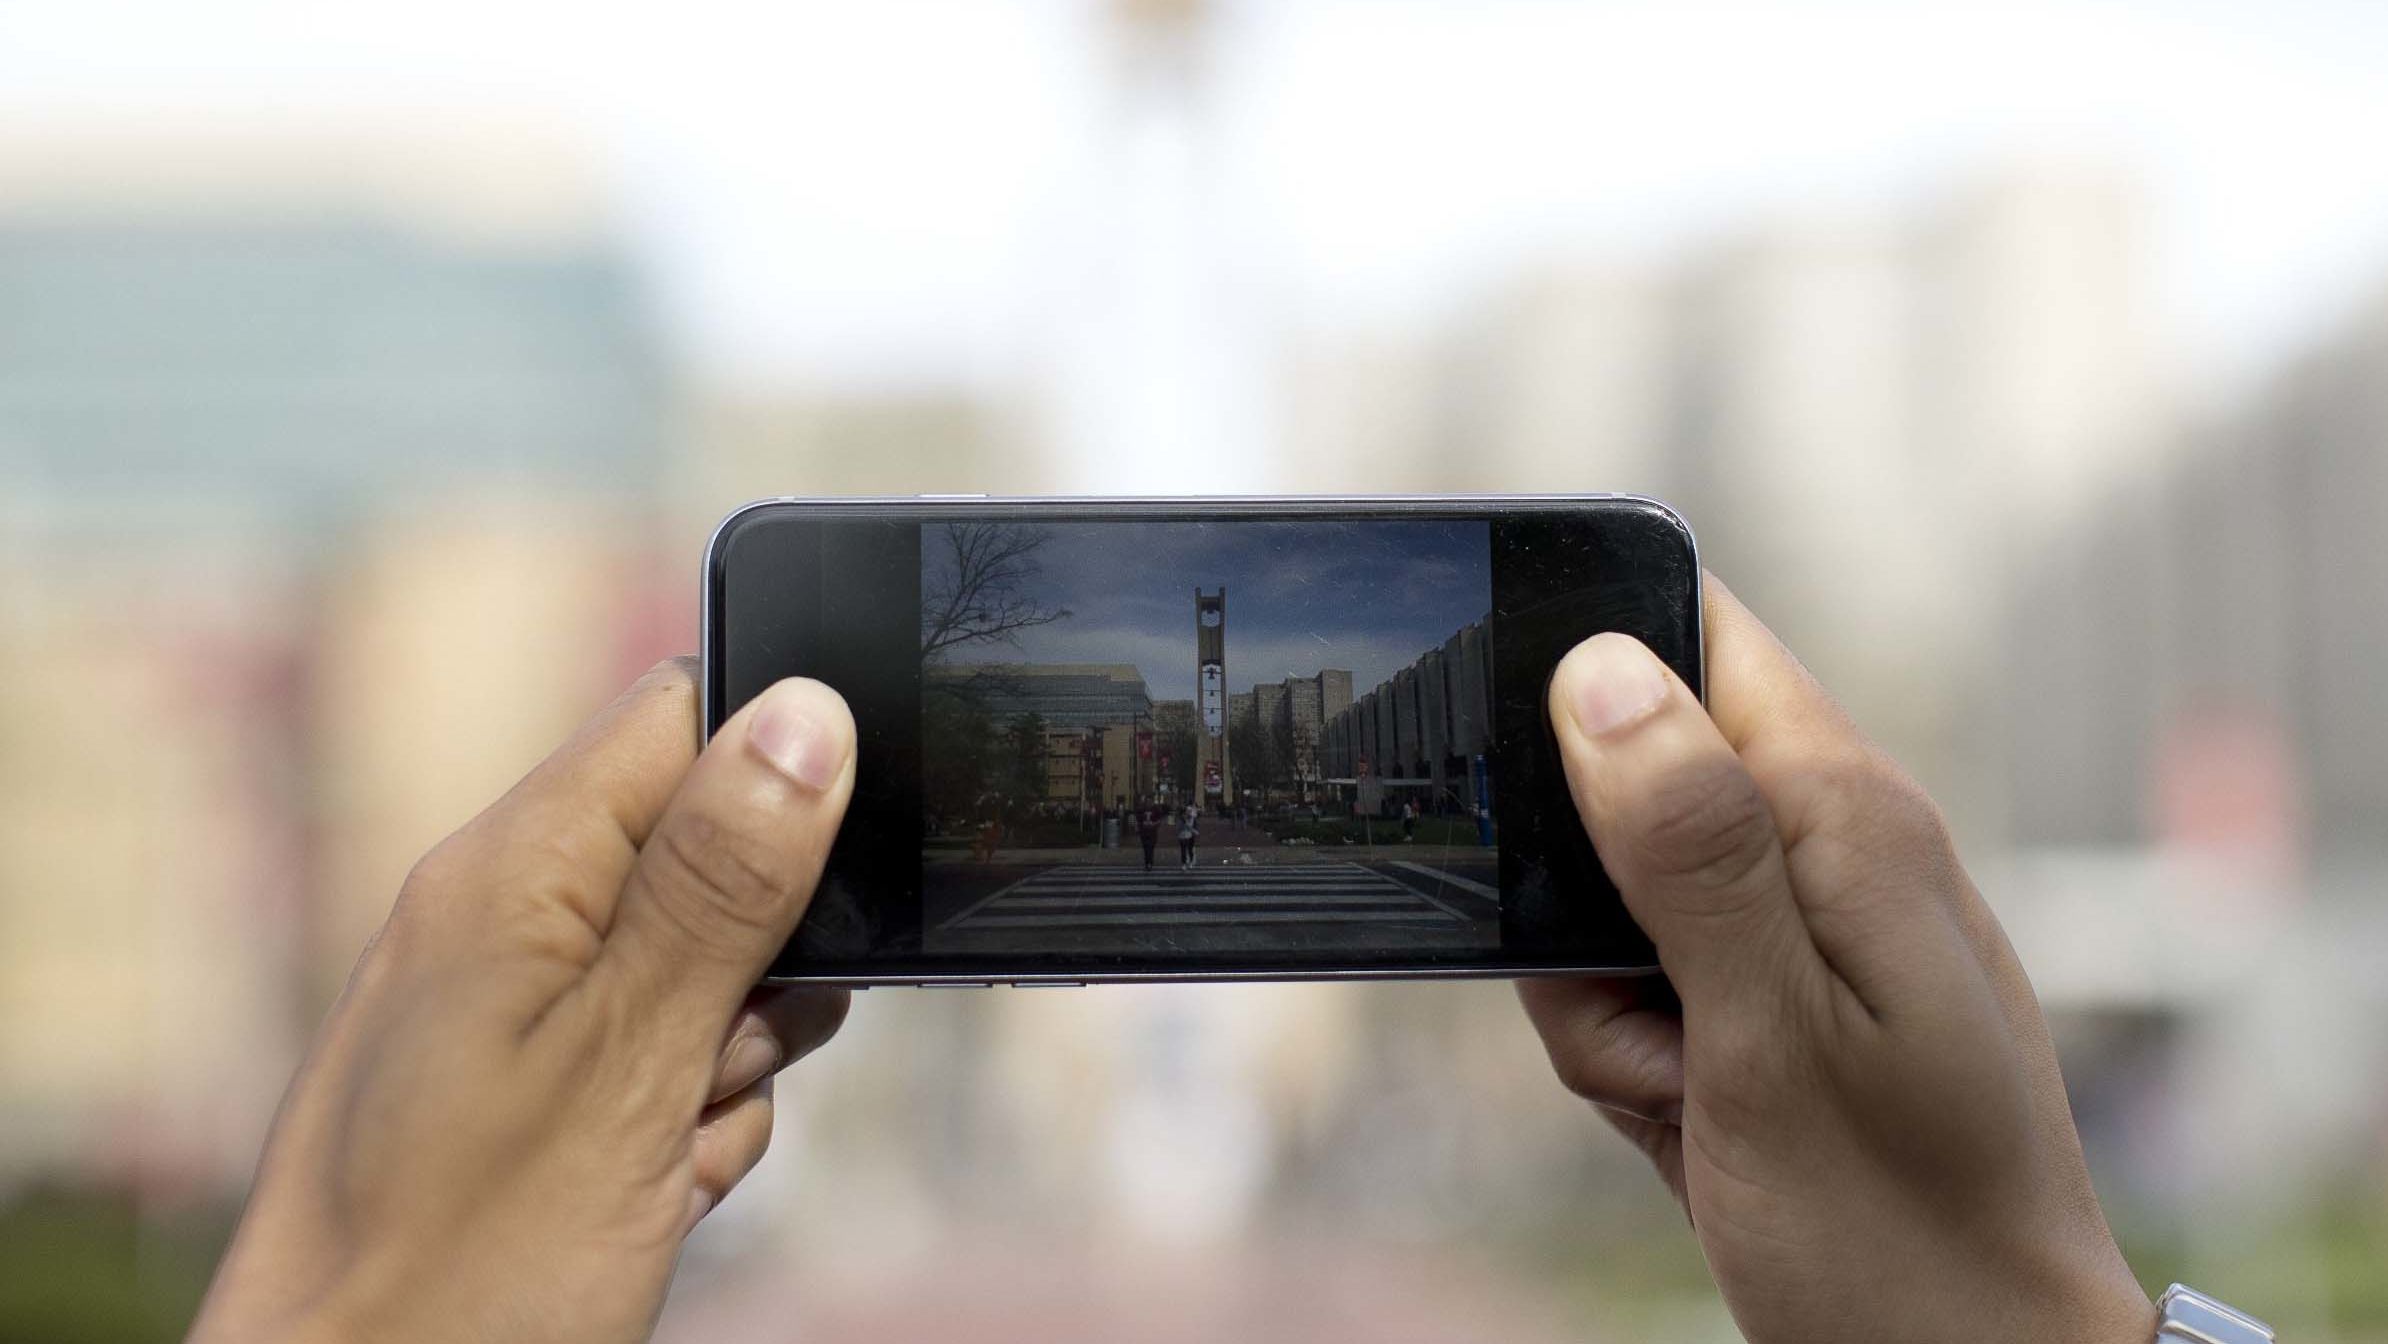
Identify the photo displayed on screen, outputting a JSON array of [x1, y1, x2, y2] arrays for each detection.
[[920, 518, 1499, 956]]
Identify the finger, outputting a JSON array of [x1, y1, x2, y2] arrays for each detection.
[[417, 657, 702, 942], [592, 676, 856, 1054], [708, 986, 851, 1105], [1601, 1110, 1689, 1213], [685, 1076, 776, 1234], [1516, 975, 1684, 1124], [1548, 632, 1827, 1017], [1698, 575, 1858, 757], [1699, 577, 1983, 1018], [1698, 576, 1908, 850]]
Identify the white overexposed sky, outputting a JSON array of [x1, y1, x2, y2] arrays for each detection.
[[4, 0, 2388, 412]]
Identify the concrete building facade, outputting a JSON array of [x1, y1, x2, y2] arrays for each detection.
[[1320, 619, 1493, 810]]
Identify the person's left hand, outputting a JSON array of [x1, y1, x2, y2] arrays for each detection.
[[188, 658, 855, 1344]]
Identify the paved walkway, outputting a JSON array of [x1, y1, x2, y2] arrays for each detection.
[[928, 840, 1492, 867]]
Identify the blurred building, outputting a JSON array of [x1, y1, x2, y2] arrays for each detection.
[[0, 537, 307, 1193], [675, 388, 1041, 538], [0, 125, 673, 1183], [1282, 166, 2171, 835], [1974, 269, 2388, 1251], [307, 499, 657, 996], [0, 126, 665, 537]]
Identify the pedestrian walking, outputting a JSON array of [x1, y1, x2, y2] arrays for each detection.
[[1178, 804, 1199, 870], [1137, 802, 1159, 872], [1401, 799, 1417, 841]]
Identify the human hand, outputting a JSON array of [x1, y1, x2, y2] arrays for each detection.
[[1520, 580, 2156, 1344], [189, 660, 855, 1344]]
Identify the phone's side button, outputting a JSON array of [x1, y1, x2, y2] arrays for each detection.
[[1012, 981, 1083, 989], [921, 981, 992, 989]]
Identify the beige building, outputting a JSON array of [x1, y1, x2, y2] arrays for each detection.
[[0, 539, 306, 1190], [674, 388, 1045, 542], [306, 497, 649, 999]]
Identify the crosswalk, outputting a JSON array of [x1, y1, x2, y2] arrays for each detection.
[[936, 860, 1473, 934]]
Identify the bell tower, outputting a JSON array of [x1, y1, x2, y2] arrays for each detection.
[[1195, 587, 1229, 806]]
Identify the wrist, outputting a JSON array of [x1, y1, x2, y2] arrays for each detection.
[[2029, 1256, 2155, 1344], [2083, 1281, 2159, 1344]]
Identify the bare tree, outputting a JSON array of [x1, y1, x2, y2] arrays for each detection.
[[921, 521, 1071, 662]]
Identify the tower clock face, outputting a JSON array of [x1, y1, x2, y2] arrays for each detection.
[[1199, 607, 1222, 627]]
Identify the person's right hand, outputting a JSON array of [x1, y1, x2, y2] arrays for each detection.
[[1521, 579, 2157, 1344]]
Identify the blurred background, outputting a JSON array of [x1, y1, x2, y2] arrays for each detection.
[[3, 0, 2387, 1338]]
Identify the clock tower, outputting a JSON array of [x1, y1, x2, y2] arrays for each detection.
[[1195, 587, 1229, 806]]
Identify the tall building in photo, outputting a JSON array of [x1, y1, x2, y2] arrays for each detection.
[[1251, 683, 1287, 739], [1194, 587, 1230, 806]]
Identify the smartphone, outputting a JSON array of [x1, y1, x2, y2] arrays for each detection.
[[703, 495, 1701, 985]]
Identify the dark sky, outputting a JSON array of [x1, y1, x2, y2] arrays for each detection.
[[927, 519, 1491, 702]]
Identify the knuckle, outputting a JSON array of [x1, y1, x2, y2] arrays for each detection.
[[1815, 749, 1953, 855], [782, 989, 852, 1062], [1546, 1030, 1611, 1103], [613, 656, 699, 729], [639, 655, 700, 697], [1548, 1017, 1640, 1106], [397, 831, 475, 906], [641, 811, 793, 944], [1629, 754, 1780, 897]]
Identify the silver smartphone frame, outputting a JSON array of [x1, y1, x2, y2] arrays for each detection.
[[702, 493, 1699, 987]]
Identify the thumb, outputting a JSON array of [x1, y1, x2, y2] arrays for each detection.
[[1547, 633, 1823, 1019], [588, 676, 856, 1054]]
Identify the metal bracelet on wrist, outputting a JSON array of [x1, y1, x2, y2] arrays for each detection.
[[2156, 1284, 2274, 1344]]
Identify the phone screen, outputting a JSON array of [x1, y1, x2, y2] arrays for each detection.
[[706, 497, 1699, 982]]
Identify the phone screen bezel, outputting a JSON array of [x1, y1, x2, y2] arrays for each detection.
[[704, 494, 1699, 984]]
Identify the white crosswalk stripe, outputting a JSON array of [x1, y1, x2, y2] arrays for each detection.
[[938, 861, 1469, 933]]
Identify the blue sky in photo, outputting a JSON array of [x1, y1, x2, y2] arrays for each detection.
[[927, 519, 1491, 702]]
